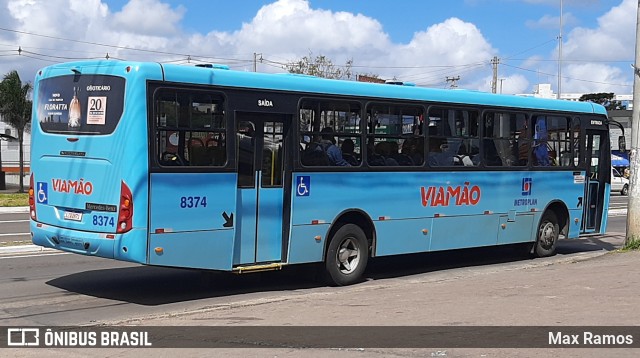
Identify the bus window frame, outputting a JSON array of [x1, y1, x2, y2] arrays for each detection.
[[297, 97, 365, 170], [148, 84, 232, 173], [426, 105, 481, 169], [364, 101, 427, 168]]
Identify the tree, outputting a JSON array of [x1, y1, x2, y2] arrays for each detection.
[[284, 52, 353, 80], [0, 70, 32, 192], [578, 92, 624, 110]]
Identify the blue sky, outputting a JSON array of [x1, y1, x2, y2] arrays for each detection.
[[0, 0, 635, 95]]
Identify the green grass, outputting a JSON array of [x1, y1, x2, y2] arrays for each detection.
[[622, 239, 640, 251], [0, 193, 29, 207]]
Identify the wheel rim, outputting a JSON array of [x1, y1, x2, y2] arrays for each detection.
[[539, 221, 556, 250], [335, 237, 361, 274]]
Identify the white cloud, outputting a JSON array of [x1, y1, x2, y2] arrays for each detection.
[[562, 0, 635, 62], [230, 0, 391, 58], [469, 73, 529, 95], [500, 74, 530, 94], [392, 18, 495, 87], [112, 0, 185, 36], [562, 63, 631, 93], [526, 12, 578, 30]]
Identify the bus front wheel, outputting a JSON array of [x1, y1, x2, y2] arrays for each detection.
[[324, 224, 369, 286], [534, 211, 559, 257]]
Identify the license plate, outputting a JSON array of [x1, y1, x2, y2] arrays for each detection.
[[63, 211, 83, 222]]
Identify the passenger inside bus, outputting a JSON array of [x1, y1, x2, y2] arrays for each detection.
[[374, 141, 399, 166], [401, 137, 424, 165], [319, 127, 350, 166], [340, 138, 360, 166]]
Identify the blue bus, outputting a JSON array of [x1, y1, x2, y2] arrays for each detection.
[[30, 60, 616, 286]]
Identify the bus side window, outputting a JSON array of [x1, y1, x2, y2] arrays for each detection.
[[298, 100, 361, 167], [428, 107, 479, 167], [366, 104, 423, 167], [155, 89, 226, 168], [483, 111, 527, 167]]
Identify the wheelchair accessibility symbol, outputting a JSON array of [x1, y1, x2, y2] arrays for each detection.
[[36, 182, 48, 204], [296, 176, 310, 196]]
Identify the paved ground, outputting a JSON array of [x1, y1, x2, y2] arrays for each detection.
[[4, 237, 639, 357]]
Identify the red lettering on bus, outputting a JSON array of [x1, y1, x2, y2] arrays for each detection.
[[51, 178, 94, 196], [420, 182, 481, 207]]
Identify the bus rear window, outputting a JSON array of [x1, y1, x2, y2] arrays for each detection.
[[37, 75, 125, 135]]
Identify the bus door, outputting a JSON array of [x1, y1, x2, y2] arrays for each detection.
[[582, 130, 608, 233], [235, 113, 290, 265]]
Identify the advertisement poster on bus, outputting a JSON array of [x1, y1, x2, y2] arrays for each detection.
[[37, 75, 125, 135]]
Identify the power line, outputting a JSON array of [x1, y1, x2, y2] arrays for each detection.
[[502, 63, 632, 88], [501, 38, 558, 61], [507, 58, 633, 63], [0, 27, 258, 64]]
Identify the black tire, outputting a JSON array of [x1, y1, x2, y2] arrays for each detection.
[[622, 184, 629, 196], [324, 224, 369, 286], [534, 211, 559, 257]]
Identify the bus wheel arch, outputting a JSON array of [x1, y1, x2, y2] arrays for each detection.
[[322, 210, 375, 286], [534, 202, 568, 257]]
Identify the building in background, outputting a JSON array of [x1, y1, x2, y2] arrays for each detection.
[[0, 119, 31, 178]]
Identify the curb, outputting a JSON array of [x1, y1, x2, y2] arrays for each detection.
[[0, 206, 29, 214], [0, 244, 54, 254]]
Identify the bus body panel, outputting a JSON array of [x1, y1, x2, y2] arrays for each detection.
[[235, 187, 258, 264], [234, 177, 286, 265], [600, 183, 611, 233], [287, 224, 330, 264], [290, 170, 585, 260], [32, 156, 120, 232], [148, 230, 234, 270], [255, 185, 285, 262], [497, 214, 535, 245], [372, 218, 432, 255], [148, 172, 237, 270]]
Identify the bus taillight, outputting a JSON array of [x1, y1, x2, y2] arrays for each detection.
[[29, 173, 36, 220], [117, 181, 133, 233]]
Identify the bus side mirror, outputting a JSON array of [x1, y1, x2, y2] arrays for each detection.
[[619, 136, 626, 152]]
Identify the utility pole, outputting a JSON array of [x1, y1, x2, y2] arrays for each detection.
[[499, 78, 505, 94], [626, 0, 640, 246], [491, 56, 499, 94], [558, 0, 563, 100], [446, 76, 460, 89], [253, 53, 262, 72]]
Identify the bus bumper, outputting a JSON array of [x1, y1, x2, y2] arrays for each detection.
[[30, 221, 147, 264]]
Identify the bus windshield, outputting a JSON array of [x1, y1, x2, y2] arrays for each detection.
[[37, 74, 125, 135]]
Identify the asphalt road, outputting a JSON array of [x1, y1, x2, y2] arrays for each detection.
[[0, 212, 30, 246]]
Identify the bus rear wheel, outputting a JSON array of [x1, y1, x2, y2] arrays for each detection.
[[534, 211, 559, 257], [324, 224, 369, 286]]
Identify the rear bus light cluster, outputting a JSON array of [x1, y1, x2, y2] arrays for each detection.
[[29, 173, 36, 220], [117, 181, 133, 233]]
